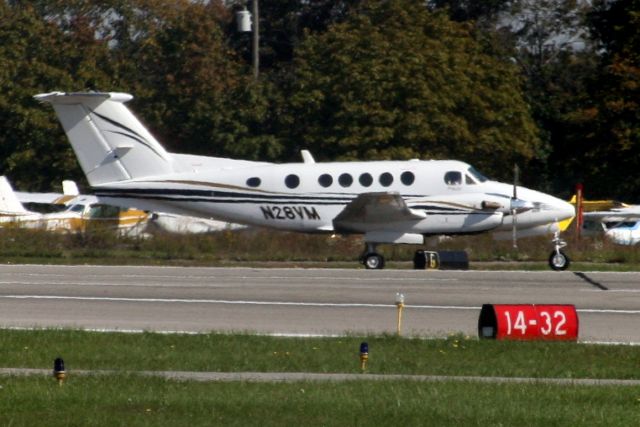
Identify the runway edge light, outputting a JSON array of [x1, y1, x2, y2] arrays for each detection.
[[53, 357, 66, 386], [359, 342, 369, 372], [395, 293, 405, 336]]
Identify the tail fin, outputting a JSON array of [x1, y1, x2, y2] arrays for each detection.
[[62, 180, 79, 196], [0, 177, 31, 215], [35, 92, 179, 186]]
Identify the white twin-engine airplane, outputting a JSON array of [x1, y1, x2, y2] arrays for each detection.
[[35, 91, 575, 270]]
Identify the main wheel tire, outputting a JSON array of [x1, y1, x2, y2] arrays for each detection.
[[364, 253, 385, 270], [548, 250, 570, 271]]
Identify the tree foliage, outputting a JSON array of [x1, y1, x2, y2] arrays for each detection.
[[280, 1, 542, 178], [0, 0, 637, 200], [569, 0, 640, 200], [0, 2, 114, 190]]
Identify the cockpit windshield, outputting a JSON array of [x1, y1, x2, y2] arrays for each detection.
[[467, 167, 488, 183]]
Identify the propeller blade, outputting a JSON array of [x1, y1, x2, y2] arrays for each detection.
[[513, 164, 519, 199], [512, 163, 519, 249], [512, 208, 518, 249]]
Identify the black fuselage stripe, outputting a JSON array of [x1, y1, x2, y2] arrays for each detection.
[[97, 188, 351, 202], [95, 187, 431, 200], [95, 192, 488, 214]]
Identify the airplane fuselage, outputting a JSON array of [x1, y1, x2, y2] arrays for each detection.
[[91, 158, 574, 239]]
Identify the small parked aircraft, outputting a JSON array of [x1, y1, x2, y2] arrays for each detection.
[[13, 179, 239, 235], [0, 176, 149, 235], [567, 191, 640, 246], [35, 91, 575, 269]]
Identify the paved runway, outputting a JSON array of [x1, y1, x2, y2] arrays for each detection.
[[0, 265, 639, 343]]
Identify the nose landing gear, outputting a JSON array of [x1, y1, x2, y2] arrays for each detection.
[[548, 231, 570, 271]]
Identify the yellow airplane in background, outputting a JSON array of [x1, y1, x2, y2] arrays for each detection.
[[1, 176, 149, 235], [562, 186, 640, 245], [5, 176, 242, 235]]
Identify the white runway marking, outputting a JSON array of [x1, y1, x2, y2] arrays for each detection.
[[0, 273, 460, 283], [0, 295, 463, 309], [2, 295, 640, 315]]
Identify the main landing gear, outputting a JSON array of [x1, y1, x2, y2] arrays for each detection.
[[361, 242, 385, 270], [548, 231, 570, 271]]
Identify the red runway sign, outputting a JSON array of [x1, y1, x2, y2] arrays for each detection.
[[478, 304, 578, 341]]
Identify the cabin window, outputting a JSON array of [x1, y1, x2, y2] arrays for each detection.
[[318, 174, 333, 188], [359, 173, 373, 187], [69, 204, 85, 213], [247, 177, 261, 187], [89, 204, 120, 219], [285, 174, 300, 189], [465, 174, 475, 185], [338, 173, 353, 187], [400, 171, 415, 186], [444, 171, 462, 186], [379, 172, 393, 187]]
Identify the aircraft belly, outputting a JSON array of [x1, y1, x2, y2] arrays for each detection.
[[415, 212, 503, 233], [336, 212, 502, 234]]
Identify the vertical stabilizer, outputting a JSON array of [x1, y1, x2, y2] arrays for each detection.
[[0, 177, 31, 215], [62, 180, 80, 196], [35, 92, 177, 186]]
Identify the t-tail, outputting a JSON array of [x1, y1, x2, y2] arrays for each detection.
[[34, 92, 180, 186], [0, 176, 32, 215]]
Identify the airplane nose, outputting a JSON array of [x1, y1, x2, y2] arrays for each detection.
[[554, 198, 575, 221]]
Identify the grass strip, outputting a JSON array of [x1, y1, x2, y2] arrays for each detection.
[[0, 374, 639, 426], [2, 330, 640, 426], [2, 329, 640, 380], [2, 227, 640, 269]]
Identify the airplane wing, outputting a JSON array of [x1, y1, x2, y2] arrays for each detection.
[[333, 192, 426, 233], [15, 191, 77, 205], [16, 180, 81, 206], [583, 206, 640, 222]]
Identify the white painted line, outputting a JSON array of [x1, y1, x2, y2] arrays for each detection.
[[0, 295, 396, 307], [3, 295, 640, 315], [0, 295, 478, 310], [577, 308, 640, 314]]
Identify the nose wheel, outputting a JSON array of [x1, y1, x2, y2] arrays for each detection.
[[548, 231, 570, 271]]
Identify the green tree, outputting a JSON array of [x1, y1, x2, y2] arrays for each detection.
[[1, 0, 285, 193], [102, 0, 283, 160], [567, 0, 640, 200], [0, 2, 114, 191], [428, 0, 512, 26], [227, 0, 361, 72], [280, 0, 542, 179]]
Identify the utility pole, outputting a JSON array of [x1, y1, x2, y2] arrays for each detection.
[[251, 0, 259, 80]]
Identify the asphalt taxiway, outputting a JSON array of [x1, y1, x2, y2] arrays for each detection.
[[0, 265, 639, 343]]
